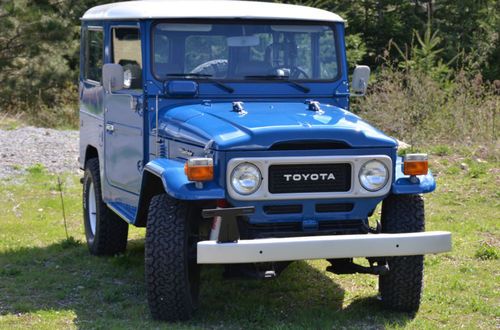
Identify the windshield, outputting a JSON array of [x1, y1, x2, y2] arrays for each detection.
[[152, 21, 339, 81]]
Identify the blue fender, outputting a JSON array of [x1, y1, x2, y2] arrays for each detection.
[[391, 157, 436, 194], [143, 158, 225, 200]]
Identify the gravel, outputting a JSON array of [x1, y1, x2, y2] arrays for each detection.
[[0, 126, 80, 179]]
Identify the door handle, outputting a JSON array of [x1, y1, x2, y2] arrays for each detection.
[[106, 124, 115, 133]]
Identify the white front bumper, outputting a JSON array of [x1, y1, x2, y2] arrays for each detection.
[[197, 231, 451, 264]]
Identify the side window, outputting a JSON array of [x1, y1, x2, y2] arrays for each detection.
[[112, 27, 142, 89], [85, 28, 103, 82]]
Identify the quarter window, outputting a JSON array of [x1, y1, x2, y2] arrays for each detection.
[[84, 28, 103, 82]]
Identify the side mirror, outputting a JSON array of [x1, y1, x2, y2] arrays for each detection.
[[102, 63, 124, 93], [351, 65, 371, 96]]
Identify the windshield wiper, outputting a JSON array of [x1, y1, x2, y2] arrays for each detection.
[[244, 75, 310, 93], [165, 73, 234, 93]]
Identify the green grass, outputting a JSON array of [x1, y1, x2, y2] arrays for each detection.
[[0, 155, 498, 329]]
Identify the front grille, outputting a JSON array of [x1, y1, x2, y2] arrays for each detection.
[[238, 219, 366, 239], [268, 163, 351, 194], [270, 140, 350, 150], [318, 219, 366, 233]]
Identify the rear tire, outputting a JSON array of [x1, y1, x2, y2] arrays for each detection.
[[145, 194, 200, 321], [83, 158, 128, 255], [379, 194, 425, 313]]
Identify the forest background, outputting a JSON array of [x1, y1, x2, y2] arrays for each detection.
[[0, 0, 498, 155]]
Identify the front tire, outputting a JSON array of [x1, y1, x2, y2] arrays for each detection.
[[145, 194, 200, 321], [379, 194, 425, 313], [83, 158, 128, 255]]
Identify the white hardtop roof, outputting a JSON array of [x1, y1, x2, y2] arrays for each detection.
[[82, 0, 344, 23]]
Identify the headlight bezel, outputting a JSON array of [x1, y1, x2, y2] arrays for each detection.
[[230, 162, 262, 195], [358, 159, 389, 192]]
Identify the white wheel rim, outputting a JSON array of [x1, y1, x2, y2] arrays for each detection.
[[88, 182, 97, 236]]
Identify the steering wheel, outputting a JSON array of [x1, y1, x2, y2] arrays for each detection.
[[190, 59, 228, 77], [289, 66, 309, 79]]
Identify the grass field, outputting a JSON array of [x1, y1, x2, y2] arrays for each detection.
[[0, 152, 498, 329]]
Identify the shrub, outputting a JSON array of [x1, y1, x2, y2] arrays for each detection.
[[352, 67, 499, 157]]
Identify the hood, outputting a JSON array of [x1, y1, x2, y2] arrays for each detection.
[[158, 101, 397, 150]]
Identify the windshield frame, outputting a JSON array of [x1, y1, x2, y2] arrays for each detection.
[[150, 19, 342, 84]]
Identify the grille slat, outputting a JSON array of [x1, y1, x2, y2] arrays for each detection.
[[263, 205, 303, 215], [316, 203, 354, 213], [268, 163, 351, 194]]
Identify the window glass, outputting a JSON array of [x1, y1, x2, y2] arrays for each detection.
[[154, 33, 170, 64], [85, 28, 103, 82], [319, 30, 338, 79], [112, 28, 142, 89], [185, 35, 228, 74], [153, 22, 339, 81]]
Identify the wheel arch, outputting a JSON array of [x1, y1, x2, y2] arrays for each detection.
[[135, 168, 218, 227], [84, 145, 99, 166], [135, 170, 165, 227]]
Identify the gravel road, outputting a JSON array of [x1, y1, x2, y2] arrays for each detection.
[[0, 127, 80, 179]]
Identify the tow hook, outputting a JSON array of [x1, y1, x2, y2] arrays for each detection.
[[326, 258, 390, 275]]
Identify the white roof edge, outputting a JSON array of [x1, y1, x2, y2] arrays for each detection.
[[81, 0, 344, 23]]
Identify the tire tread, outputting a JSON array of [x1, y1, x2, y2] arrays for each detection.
[[379, 194, 425, 313], [145, 194, 198, 321]]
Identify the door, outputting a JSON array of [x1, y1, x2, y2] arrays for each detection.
[[104, 25, 144, 195]]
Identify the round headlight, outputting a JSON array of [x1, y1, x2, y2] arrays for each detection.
[[359, 160, 389, 192], [231, 163, 262, 195]]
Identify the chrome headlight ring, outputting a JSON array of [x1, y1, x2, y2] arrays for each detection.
[[230, 162, 262, 195], [358, 160, 389, 192]]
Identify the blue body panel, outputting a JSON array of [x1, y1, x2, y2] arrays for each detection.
[[158, 101, 397, 150], [392, 157, 436, 194], [79, 19, 435, 226], [144, 158, 225, 200]]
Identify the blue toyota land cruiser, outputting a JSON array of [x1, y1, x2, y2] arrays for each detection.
[[79, 0, 451, 321]]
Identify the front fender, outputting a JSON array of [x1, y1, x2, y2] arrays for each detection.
[[391, 157, 436, 194], [144, 158, 225, 200]]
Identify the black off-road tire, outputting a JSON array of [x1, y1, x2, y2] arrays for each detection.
[[379, 194, 425, 313], [83, 158, 128, 255], [145, 194, 200, 321]]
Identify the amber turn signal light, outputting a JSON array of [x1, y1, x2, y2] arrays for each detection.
[[184, 158, 214, 181], [403, 154, 429, 176]]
